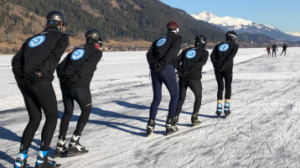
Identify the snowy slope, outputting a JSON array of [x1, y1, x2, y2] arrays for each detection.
[[192, 11, 300, 42], [1, 48, 300, 168]]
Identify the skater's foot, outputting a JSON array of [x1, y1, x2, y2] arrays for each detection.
[[191, 113, 201, 126], [14, 151, 30, 168], [35, 151, 58, 168], [216, 103, 223, 117], [68, 135, 89, 156], [166, 116, 178, 135], [54, 139, 68, 158], [146, 119, 155, 136]]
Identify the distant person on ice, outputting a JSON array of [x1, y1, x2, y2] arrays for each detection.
[[266, 45, 271, 57], [174, 35, 209, 127], [11, 11, 69, 168], [54, 29, 102, 158], [211, 31, 239, 118], [272, 43, 278, 57], [146, 21, 182, 136], [281, 43, 287, 56]]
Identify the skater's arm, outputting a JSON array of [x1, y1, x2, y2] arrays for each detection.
[[76, 51, 102, 78], [146, 43, 157, 67], [176, 52, 183, 69], [210, 47, 217, 65], [56, 54, 69, 78], [37, 34, 69, 76], [221, 45, 238, 69], [12, 42, 25, 76], [163, 36, 182, 65]]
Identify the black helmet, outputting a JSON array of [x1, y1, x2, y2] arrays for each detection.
[[85, 29, 102, 46], [226, 31, 238, 44], [195, 35, 207, 48], [46, 11, 65, 25]]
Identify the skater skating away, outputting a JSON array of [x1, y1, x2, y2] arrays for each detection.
[[11, 11, 69, 168], [55, 29, 102, 158], [266, 45, 271, 57], [175, 35, 209, 127], [210, 31, 239, 118], [146, 21, 182, 136], [272, 43, 278, 57], [281, 43, 287, 56]]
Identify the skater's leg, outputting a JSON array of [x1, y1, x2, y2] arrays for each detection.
[[214, 69, 224, 101], [18, 85, 42, 153], [58, 86, 74, 140], [71, 87, 92, 136], [161, 65, 179, 118], [188, 79, 202, 113], [175, 77, 188, 117], [223, 67, 233, 100], [149, 71, 163, 120], [32, 81, 58, 151]]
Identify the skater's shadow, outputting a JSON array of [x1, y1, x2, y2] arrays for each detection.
[[58, 108, 149, 137], [0, 150, 15, 167], [112, 101, 169, 123], [181, 111, 219, 119], [0, 127, 40, 151]]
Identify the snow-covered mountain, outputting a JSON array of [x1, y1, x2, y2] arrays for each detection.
[[286, 32, 300, 37], [191, 11, 300, 42]]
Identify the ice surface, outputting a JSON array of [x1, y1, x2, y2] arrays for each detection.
[[1, 48, 300, 168]]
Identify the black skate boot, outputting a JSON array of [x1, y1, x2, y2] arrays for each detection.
[[216, 103, 222, 117], [224, 102, 231, 117], [14, 151, 30, 168], [67, 135, 89, 157], [191, 113, 201, 126], [146, 119, 155, 136], [174, 115, 179, 127], [54, 139, 68, 158], [166, 116, 179, 135], [35, 151, 60, 168]]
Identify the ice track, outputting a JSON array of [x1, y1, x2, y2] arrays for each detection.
[[1, 48, 300, 168]]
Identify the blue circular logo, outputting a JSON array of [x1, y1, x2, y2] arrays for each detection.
[[186, 49, 197, 59], [156, 38, 167, 47], [29, 35, 46, 48], [71, 49, 85, 60], [219, 43, 229, 52]]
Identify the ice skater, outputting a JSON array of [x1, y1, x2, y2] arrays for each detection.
[[210, 31, 239, 117], [266, 45, 271, 57], [54, 29, 103, 158], [146, 21, 182, 135], [175, 35, 209, 126], [11, 11, 69, 168], [280, 43, 287, 56], [272, 43, 278, 57]]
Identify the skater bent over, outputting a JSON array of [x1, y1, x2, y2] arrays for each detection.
[[175, 35, 209, 126], [55, 29, 102, 157], [281, 43, 287, 56], [272, 43, 277, 57], [12, 11, 69, 168], [146, 21, 182, 136], [211, 31, 239, 117]]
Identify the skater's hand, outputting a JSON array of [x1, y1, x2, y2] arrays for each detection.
[[152, 61, 165, 72], [217, 65, 225, 72], [35, 72, 42, 78]]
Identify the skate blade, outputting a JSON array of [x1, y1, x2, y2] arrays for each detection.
[[191, 122, 201, 127], [58, 150, 88, 158], [166, 129, 179, 136]]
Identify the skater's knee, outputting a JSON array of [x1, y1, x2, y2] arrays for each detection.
[[29, 115, 42, 127]]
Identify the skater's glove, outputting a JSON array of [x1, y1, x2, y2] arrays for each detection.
[[18, 73, 35, 87], [152, 60, 165, 72], [176, 67, 184, 76]]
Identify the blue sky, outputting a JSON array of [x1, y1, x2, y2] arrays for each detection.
[[160, 0, 300, 33]]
